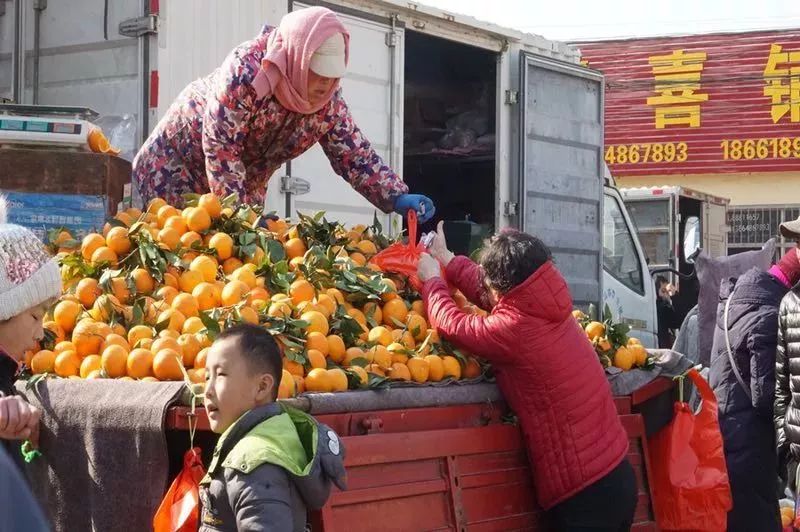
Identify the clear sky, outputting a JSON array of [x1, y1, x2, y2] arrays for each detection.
[[418, 0, 800, 41]]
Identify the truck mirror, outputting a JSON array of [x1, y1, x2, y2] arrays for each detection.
[[684, 216, 701, 264]]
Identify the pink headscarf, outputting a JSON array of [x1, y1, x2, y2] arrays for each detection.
[[252, 7, 350, 115]]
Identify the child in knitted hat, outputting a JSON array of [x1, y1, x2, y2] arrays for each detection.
[[0, 195, 61, 447]]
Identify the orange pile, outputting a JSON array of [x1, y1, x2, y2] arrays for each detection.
[[573, 310, 650, 371], [29, 193, 483, 397]]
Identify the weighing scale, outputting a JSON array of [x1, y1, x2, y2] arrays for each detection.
[[0, 104, 116, 153]]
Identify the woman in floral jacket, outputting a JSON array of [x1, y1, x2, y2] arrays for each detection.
[[133, 7, 434, 221]]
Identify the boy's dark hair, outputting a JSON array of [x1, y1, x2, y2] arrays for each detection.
[[479, 229, 552, 294], [216, 324, 282, 400], [655, 275, 669, 289]]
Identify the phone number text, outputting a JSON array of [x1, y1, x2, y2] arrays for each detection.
[[604, 142, 688, 165]]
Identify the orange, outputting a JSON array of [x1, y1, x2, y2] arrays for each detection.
[[198, 193, 222, 219], [405, 314, 428, 342], [344, 347, 369, 366], [163, 272, 180, 289], [157, 205, 180, 227], [126, 207, 143, 220], [306, 332, 329, 356], [244, 246, 266, 266], [289, 257, 305, 271], [284, 238, 307, 260], [613, 346, 635, 371], [315, 294, 336, 318], [222, 257, 244, 275], [388, 362, 411, 381], [79, 355, 102, 379], [327, 335, 346, 364], [208, 233, 234, 261], [101, 344, 128, 378], [147, 198, 167, 215], [158, 227, 181, 250], [442, 356, 462, 380], [44, 321, 66, 343], [295, 301, 324, 317], [238, 306, 259, 325], [172, 293, 199, 318], [284, 359, 305, 378], [221, 280, 250, 306], [182, 316, 205, 335], [185, 207, 212, 233], [387, 343, 409, 364], [180, 231, 203, 249], [355, 240, 377, 256], [347, 308, 368, 329], [278, 369, 296, 399], [105, 226, 132, 255], [248, 287, 270, 305], [326, 288, 345, 306], [102, 333, 130, 353], [627, 337, 643, 347], [131, 268, 155, 295], [54, 350, 81, 377], [187, 368, 205, 384], [349, 252, 367, 267], [572, 310, 587, 320], [428, 329, 441, 344], [628, 344, 648, 366], [368, 326, 393, 347], [179, 270, 203, 293], [54, 341, 76, 354], [411, 300, 426, 316], [53, 300, 82, 333], [293, 375, 306, 394], [392, 329, 416, 350], [91, 246, 118, 266], [268, 301, 292, 319], [380, 278, 398, 301], [194, 348, 209, 369], [108, 277, 131, 304], [382, 299, 408, 327], [31, 350, 56, 374], [363, 302, 382, 326], [348, 365, 369, 386], [153, 348, 184, 380], [365, 364, 385, 377], [407, 357, 430, 383], [307, 349, 327, 370], [76, 278, 101, 308], [127, 349, 154, 378], [190, 255, 218, 283], [158, 329, 180, 340], [301, 311, 329, 336], [229, 266, 257, 289], [156, 286, 179, 305], [164, 214, 188, 234], [304, 368, 332, 392], [128, 325, 155, 348], [595, 337, 612, 353], [178, 334, 202, 366], [463, 357, 482, 379], [158, 308, 186, 333], [81, 233, 106, 261], [72, 320, 106, 357], [327, 368, 348, 392], [585, 322, 606, 341], [369, 345, 392, 370], [193, 282, 221, 311], [290, 279, 315, 305]]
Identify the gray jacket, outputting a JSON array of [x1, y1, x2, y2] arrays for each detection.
[[199, 403, 346, 532], [0, 444, 50, 531]]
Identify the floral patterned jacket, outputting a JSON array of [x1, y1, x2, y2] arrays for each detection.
[[132, 26, 407, 211]]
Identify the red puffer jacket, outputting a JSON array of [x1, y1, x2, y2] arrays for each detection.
[[422, 256, 629, 509]]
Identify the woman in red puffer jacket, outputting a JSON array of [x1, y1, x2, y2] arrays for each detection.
[[418, 225, 636, 531]]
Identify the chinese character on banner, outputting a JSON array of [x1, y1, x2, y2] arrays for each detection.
[[763, 43, 800, 123], [646, 49, 709, 128]]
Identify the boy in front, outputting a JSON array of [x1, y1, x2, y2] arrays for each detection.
[[418, 225, 636, 531], [201, 324, 346, 531]]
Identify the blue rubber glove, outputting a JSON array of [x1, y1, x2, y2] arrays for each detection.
[[394, 194, 435, 223]]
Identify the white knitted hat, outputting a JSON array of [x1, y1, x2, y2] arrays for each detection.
[[310, 33, 347, 78], [0, 196, 61, 321]]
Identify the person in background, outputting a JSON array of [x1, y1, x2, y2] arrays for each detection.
[[710, 247, 800, 531], [133, 6, 434, 223], [0, 445, 50, 531], [418, 224, 636, 531], [200, 325, 346, 531], [656, 276, 680, 348]]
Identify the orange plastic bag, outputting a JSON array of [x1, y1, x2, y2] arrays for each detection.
[[648, 368, 733, 531], [371, 210, 433, 291], [153, 447, 206, 532]]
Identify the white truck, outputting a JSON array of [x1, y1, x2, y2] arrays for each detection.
[[2, 0, 663, 346]]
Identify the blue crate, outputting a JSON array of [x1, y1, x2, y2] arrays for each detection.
[[2, 191, 107, 242]]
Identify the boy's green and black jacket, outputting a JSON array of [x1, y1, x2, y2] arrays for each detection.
[[199, 402, 347, 532]]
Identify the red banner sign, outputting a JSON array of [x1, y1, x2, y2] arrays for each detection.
[[578, 30, 800, 176]]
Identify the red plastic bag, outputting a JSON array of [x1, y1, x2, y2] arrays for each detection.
[[153, 447, 206, 532], [648, 368, 733, 531], [371, 210, 432, 291]]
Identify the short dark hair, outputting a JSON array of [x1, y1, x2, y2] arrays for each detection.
[[655, 275, 668, 289], [216, 324, 282, 400], [479, 229, 552, 294]]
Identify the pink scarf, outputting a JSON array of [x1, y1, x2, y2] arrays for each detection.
[[252, 7, 350, 114]]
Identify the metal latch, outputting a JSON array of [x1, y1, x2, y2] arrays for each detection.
[[505, 90, 519, 105], [385, 32, 397, 47], [280, 176, 311, 196], [119, 14, 158, 38], [504, 202, 519, 216]]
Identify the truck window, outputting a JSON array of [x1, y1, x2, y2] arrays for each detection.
[[627, 200, 670, 266], [603, 196, 645, 295]]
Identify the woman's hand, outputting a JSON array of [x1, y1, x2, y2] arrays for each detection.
[[428, 221, 455, 267], [0, 396, 40, 443], [394, 194, 435, 223], [418, 253, 442, 282]]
